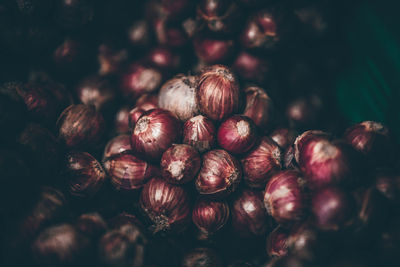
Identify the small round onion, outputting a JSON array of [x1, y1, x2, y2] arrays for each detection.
[[293, 130, 331, 164], [217, 115, 258, 154], [375, 171, 400, 203], [140, 177, 191, 233], [266, 226, 290, 258], [135, 93, 159, 111], [158, 75, 199, 121], [193, 37, 235, 64], [183, 115, 216, 153], [64, 151, 107, 198], [233, 51, 270, 84], [161, 144, 201, 184], [103, 135, 133, 160], [75, 213, 107, 239], [182, 247, 223, 267], [57, 104, 105, 150], [243, 86, 275, 131], [196, 149, 242, 197], [197, 0, 239, 33], [197, 65, 241, 121], [154, 17, 188, 47], [103, 153, 159, 191], [128, 107, 146, 129], [311, 187, 355, 231], [131, 108, 181, 161], [192, 198, 229, 238], [231, 189, 271, 237], [344, 121, 394, 167], [114, 106, 131, 134], [286, 97, 320, 130], [146, 46, 181, 71], [241, 136, 282, 188], [270, 128, 297, 150], [264, 170, 306, 225]]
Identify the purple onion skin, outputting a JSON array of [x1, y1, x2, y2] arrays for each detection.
[[241, 136, 282, 189], [192, 198, 230, 238], [264, 170, 306, 225], [114, 106, 131, 134], [75, 213, 107, 239], [103, 135, 132, 161], [183, 115, 216, 153], [231, 189, 270, 237], [197, 65, 241, 121], [196, 149, 242, 198], [243, 86, 275, 131], [130, 108, 182, 162], [140, 177, 191, 234], [266, 226, 290, 258], [270, 128, 297, 150], [233, 51, 270, 84], [311, 187, 355, 231], [161, 144, 201, 185], [103, 153, 159, 191], [197, 0, 239, 33], [344, 121, 395, 167], [217, 115, 258, 154], [294, 130, 331, 164], [193, 37, 235, 64]]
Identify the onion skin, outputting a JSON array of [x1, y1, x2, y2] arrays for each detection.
[[140, 177, 191, 234], [64, 151, 107, 198], [135, 94, 159, 111], [311, 187, 355, 231], [270, 128, 297, 150], [231, 189, 270, 237], [293, 130, 331, 164], [103, 135, 132, 161], [161, 144, 201, 184], [196, 149, 242, 198], [182, 247, 223, 267], [146, 46, 181, 71], [217, 115, 258, 154], [241, 136, 282, 188], [193, 37, 235, 64], [130, 108, 181, 162], [344, 121, 394, 167], [114, 106, 131, 134], [233, 51, 270, 84], [103, 153, 159, 191], [197, 0, 239, 33], [264, 170, 306, 225], [266, 226, 290, 258], [243, 86, 275, 131], [192, 198, 230, 238], [197, 65, 241, 121], [75, 213, 107, 239], [158, 75, 199, 121], [183, 115, 216, 153]]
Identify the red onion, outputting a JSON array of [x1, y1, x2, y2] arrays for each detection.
[[293, 130, 331, 164], [128, 20, 153, 47], [114, 106, 131, 134], [286, 97, 321, 129], [161, 144, 201, 184], [160, 0, 191, 17], [264, 170, 306, 225], [231, 189, 271, 237], [311, 187, 355, 231], [154, 17, 188, 47], [241, 136, 282, 188], [146, 47, 181, 72], [266, 226, 290, 258], [104, 153, 159, 191], [217, 115, 257, 154], [130, 108, 181, 161], [75, 213, 108, 239], [120, 63, 162, 103], [103, 135, 133, 160], [158, 75, 199, 121], [270, 128, 297, 150], [183, 115, 216, 153], [197, 0, 239, 33], [196, 149, 242, 197], [140, 177, 191, 233], [53, 38, 88, 74], [193, 37, 235, 64], [233, 51, 270, 84], [182, 247, 223, 267], [375, 170, 400, 203], [286, 224, 321, 261], [135, 93, 158, 110], [344, 121, 394, 167], [128, 107, 146, 129], [197, 64, 241, 121], [57, 104, 105, 150], [283, 146, 297, 170], [192, 198, 229, 238], [243, 86, 275, 131], [97, 44, 128, 76]]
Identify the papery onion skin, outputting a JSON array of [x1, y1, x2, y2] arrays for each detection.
[[103, 153, 159, 191], [196, 149, 242, 198], [217, 115, 258, 154], [158, 75, 199, 121], [193, 37, 235, 64], [293, 130, 331, 164], [192, 198, 230, 238], [130, 108, 182, 161], [103, 135, 133, 161], [266, 226, 290, 258], [183, 115, 216, 153], [140, 177, 191, 234], [161, 144, 201, 184], [231, 189, 270, 237], [264, 170, 306, 225], [270, 128, 297, 150], [243, 86, 275, 131], [197, 64, 241, 121], [241, 136, 282, 188]]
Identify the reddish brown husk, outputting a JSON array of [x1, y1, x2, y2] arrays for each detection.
[[196, 149, 242, 197], [193, 37, 235, 64], [103, 135, 133, 161], [192, 198, 229, 238], [241, 136, 282, 188], [243, 86, 275, 131], [197, 0, 240, 33], [161, 144, 201, 184], [140, 178, 191, 234], [158, 75, 199, 121], [231, 189, 271, 237], [130, 108, 181, 161], [217, 115, 257, 154], [197, 65, 241, 121], [104, 153, 159, 191], [270, 128, 297, 150], [183, 115, 216, 153], [264, 170, 306, 225], [266, 226, 290, 258]]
